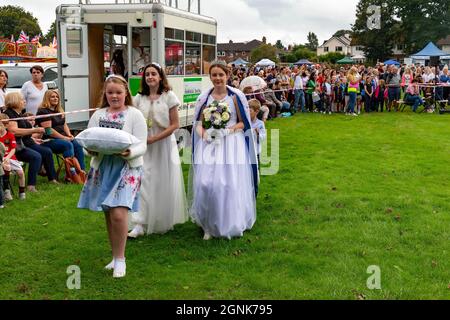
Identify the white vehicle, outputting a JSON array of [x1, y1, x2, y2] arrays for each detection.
[[1, 62, 59, 94], [56, 0, 217, 130]]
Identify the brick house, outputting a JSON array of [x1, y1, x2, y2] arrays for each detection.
[[217, 39, 262, 63]]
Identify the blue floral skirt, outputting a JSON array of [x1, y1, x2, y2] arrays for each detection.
[[77, 155, 143, 212]]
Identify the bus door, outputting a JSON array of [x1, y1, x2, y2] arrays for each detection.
[[58, 15, 90, 130]]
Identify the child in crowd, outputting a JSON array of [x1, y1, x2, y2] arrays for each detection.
[[322, 77, 332, 114], [248, 99, 266, 166], [0, 141, 5, 208], [0, 115, 26, 200]]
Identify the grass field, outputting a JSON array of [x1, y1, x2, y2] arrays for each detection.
[[1, 112, 449, 300]]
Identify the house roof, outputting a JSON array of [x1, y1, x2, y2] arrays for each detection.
[[319, 35, 351, 48], [437, 35, 450, 46], [217, 39, 262, 52]]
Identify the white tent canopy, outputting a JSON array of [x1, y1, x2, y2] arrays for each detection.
[[351, 54, 365, 60], [255, 58, 276, 67]]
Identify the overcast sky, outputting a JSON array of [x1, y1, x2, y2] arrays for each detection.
[[3, 0, 359, 46]]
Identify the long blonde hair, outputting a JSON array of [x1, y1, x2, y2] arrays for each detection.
[[40, 90, 64, 116]]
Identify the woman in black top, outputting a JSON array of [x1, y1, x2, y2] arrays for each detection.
[[36, 90, 85, 170]]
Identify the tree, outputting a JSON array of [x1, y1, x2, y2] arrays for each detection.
[[0, 5, 42, 39], [306, 32, 319, 51], [318, 52, 345, 64], [293, 47, 316, 61], [351, 0, 398, 63], [43, 21, 57, 45], [249, 44, 279, 63], [275, 40, 284, 50], [394, 0, 450, 54], [333, 29, 352, 38]]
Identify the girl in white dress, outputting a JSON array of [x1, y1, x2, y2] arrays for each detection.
[[128, 63, 188, 237], [189, 60, 258, 240]]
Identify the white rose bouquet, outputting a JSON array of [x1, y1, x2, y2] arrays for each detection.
[[202, 100, 232, 144], [202, 100, 231, 129]]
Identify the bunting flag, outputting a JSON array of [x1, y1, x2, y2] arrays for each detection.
[[17, 30, 29, 43], [31, 33, 41, 44], [51, 36, 57, 49]]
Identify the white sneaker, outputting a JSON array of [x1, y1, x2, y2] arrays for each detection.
[[19, 193, 26, 200], [358, 111, 361, 115], [4, 190, 12, 201], [113, 258, 126, 278], [329, 112, 332, 115], [203, 232, 212, 240], [0, 205, 4, 209], [105, 258, 115, 270], [352, 113, 358, 116], [127, 224, 144, 238]]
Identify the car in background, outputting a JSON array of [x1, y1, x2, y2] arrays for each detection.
[[0, 62, 59, 93]]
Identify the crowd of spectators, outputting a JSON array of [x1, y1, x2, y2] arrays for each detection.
[[227, 62, 450, 120]]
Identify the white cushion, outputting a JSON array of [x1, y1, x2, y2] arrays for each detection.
[[75, 127, 140, 155]]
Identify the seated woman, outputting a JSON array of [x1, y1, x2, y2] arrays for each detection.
[[36, 90, 85, 171], [3, 92, 57, 191], [405, 78, 424, 112]]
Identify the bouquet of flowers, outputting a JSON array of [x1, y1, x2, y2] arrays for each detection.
[[202, 100, 231, 144], [202, 100, 231, 129]]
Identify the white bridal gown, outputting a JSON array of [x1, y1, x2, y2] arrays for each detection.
[[131, 92, 188, 234], [190, 94, 256, 239]]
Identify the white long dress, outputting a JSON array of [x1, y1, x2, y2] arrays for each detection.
[[190, 94, 256, 239], [131, 91, 188, 234]]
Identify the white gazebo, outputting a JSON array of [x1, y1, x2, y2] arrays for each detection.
[[255, 58, 276, 67]]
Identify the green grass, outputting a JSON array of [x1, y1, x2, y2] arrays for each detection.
[[1, 111, 449, 299]]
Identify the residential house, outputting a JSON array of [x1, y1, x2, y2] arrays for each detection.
[[217, 39, 262, 63], [437, 35, 450, 54]]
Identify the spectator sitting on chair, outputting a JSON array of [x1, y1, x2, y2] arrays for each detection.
[[405, 78, 424, 112], [3, 92, 58, 191], [36, 90, 85, 171], [0, 117, 26, 200]]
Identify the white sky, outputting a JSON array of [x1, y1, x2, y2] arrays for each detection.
[[2, 0, 359, 46]]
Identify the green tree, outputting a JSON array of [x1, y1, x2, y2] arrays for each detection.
[[0, 5, 42, 39], [351, 0, 398, 63], [43, 21, 57, 45], [293, 47, 316, 61], [275, 40, 284, 50], [318, 52, 346, 64], [249, 44, 279, 63], [333, 29, 352, 38], [394, 0, 450, 54], [306, 32, 319, 51]]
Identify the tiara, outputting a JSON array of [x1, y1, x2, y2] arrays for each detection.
[[106, 74, 127, 82], [151, 62, 162, 70]]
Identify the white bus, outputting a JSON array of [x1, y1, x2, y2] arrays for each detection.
[[56, 0, 217, 130]]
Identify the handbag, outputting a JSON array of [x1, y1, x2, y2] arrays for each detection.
[[58, 156, 86, 184]]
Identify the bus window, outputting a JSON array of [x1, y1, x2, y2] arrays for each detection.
[[185, 43, 200, 75], [67, 27, 83, 58], [202, 34, 216, 75], [131, 27, 151, 75], [165, 28, 184, 76]]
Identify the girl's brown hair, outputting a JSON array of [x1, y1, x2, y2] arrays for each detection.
[[99, 75, 133, 108], [139, 63, 171, 96], [0, 69, 8, 91], [40, 90, 64, 116]]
